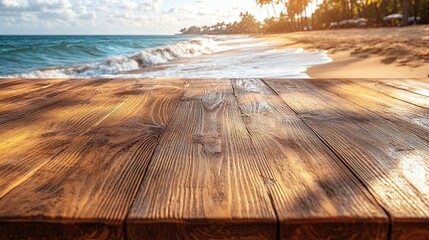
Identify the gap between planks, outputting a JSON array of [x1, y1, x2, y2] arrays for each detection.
[[259, 78, 394, 240], [0, 80, 185, 239], [2, 78, 426, 239], [263, 78, 429, 240], [127, 78, 388, 239]]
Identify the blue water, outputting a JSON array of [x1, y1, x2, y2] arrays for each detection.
[[0, 35, 332, 78], [0, 35, 191, 76]]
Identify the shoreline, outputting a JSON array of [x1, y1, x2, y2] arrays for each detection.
[[260, 25, 429, 79], [2, 27, 428, 79]]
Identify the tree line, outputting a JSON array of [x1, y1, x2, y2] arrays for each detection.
[[179, 0, 429, 34]]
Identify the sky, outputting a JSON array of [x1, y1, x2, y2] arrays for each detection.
[[0, 0, 284, 35]]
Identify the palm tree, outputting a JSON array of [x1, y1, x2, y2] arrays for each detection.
[[256, 0, 284, 19], [401, 0, 410, 25]]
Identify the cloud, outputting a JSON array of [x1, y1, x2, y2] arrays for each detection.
[[0, 0, 73, 11], [121, 0, 139, 10], [1, 0, 211, 33], [20, 12, 37, 21], [0, 0, 29, 8], [33, 0, 73, 9], [140, 0, 163, 11], [0, 0, 265, 34], [0, 0, 81, 30], [79, 10, 96, 20], [39, 8, 75, 20]]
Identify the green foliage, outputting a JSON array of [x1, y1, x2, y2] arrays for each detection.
[[180, 12, 262, 34], [422, 0, 429, 22], [238, 12, 261, 33], [179, 0, 428, 35]]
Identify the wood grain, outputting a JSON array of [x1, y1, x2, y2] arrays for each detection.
[[0, 78, 428, 240], [354, 78, 429, 110], [265, 78, 429, 240], [232, 79, 388, 240], [0, 221, 121, 240], [307, 78, 429, 142], [0, 78, 65, 101], [372, 78, 429, 97], [127, 79, 277, 240], [0, 78, 87, 125], [0, 78, 127, 199], [0, 78, 187, 239]]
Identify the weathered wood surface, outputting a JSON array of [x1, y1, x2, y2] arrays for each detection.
[[0, 78, 428, 240], [0, 78, 84, 125], [0, 78, 65, 102], [127, 79, 277, 240], [307, 79, 429, 142], [355, 78, 429, 110], [0, 78, 187, 239], [231, 79, 387, 239], [265, 78, 429, 240], [0, 78, 127, 199]]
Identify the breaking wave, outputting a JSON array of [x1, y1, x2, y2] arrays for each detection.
[[5, 37, 225, 78]]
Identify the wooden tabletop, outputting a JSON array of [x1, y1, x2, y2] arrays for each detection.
[[0, 78, 428, 240]]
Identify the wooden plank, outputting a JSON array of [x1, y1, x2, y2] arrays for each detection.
[[0, 78, 65, 101], [265, 79, 429, 240], [307, 79, 429, 142], [231, 79, 388, 239], [127, 79, 277, 240], [0, 78, 187, 239], [0, 78, 92, 125], [372, 78, 429, 97], [0, 78, 24, 88], [0, 78, 128, 199], [354, 79, 429, 110]]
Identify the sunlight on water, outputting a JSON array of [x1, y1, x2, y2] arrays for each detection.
[[1, 36, 331, 79]]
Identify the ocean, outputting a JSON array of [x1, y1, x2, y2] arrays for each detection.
[[0, 35, 332, 78]]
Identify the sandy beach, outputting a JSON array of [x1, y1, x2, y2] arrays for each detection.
[[125, 26, 429, 79], [262, 25, 429, 79], [3, 27, 427, 79]]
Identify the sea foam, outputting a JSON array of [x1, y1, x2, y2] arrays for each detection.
[[5, 37, 225, 78], [111, 37, 332, 78], [3, 36, 331, 78]]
